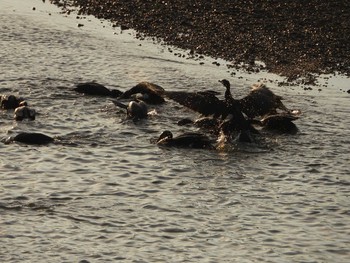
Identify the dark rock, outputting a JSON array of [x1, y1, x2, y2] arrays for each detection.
[[74, 82, 123, 97], [7, 133, 54, 145]]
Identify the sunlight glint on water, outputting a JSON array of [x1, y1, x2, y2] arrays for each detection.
[[0, 0, 349, 262]]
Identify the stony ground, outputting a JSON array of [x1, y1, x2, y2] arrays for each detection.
[[50, 0, 349, 81]]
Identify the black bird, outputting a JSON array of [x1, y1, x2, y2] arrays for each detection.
[[111, 99, 148, 120], [217, 79, 255, 142], [218, 79, 252, 126], [156, 130, 214, 149], [219, 82, 299, 135], [74, 82, 123, 97], [1, 95, 25, 110], [119, 82, 165, 104], [227, 81, 289, 119], [163, 80, 254, 142]]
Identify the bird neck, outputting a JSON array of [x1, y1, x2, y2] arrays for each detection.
[[225, 89, 231, 100], [224, 87, 235, 104]]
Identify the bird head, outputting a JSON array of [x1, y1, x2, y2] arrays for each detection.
[[219, 79, 231, 90]]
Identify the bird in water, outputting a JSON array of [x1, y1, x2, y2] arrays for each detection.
[[163, 80, 254, 142], [218, 80, 289, 119], [218, 79, 300, 134], [156, 130, 214, 149], [1, 95, 25, 110], [218, 79, 255, 142], [14, 101, 36, 121], [111, 99, 148, 120], [74, 82, 123, 97], [118, 82, 165, 104]]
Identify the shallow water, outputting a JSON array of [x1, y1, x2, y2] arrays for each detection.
[[1, 1, 349, 262]]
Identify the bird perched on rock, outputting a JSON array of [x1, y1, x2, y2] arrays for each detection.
[[163, 80, 254, 142], [234, 81, 289, 119]]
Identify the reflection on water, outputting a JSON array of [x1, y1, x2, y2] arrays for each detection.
[[0, 0, 349, 262]]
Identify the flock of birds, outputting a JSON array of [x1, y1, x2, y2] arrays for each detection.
[[1, 79, 300, 149]]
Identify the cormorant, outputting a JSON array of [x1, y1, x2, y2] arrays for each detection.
[[219, 80, 289, 119], [74, 82, 123, 97], [156, 130, 214, 149], [163, 80, 254, 142], [218, 79, 254, 142]]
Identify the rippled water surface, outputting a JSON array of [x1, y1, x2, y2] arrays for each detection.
[[1, 1, 349, 262]]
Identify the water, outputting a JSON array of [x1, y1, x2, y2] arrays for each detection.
[[1, 0, 349, 262]]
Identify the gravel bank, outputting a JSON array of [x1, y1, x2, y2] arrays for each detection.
[[50, 0, 349, 80]]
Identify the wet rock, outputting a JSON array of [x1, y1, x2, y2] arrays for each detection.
[[74, 82, 123, 97], [1, 95, 24, 110], [5, 133, 54, 145]]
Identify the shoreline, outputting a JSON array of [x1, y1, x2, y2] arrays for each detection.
[[50, 0, 349, 81]]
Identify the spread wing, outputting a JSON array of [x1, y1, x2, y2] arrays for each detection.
[[239, 85, 288, 118], [120, 82, 165, 104], [164, 91, 226, 117]]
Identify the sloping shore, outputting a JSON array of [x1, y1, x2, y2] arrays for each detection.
[[50, 0, 349, 80]]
